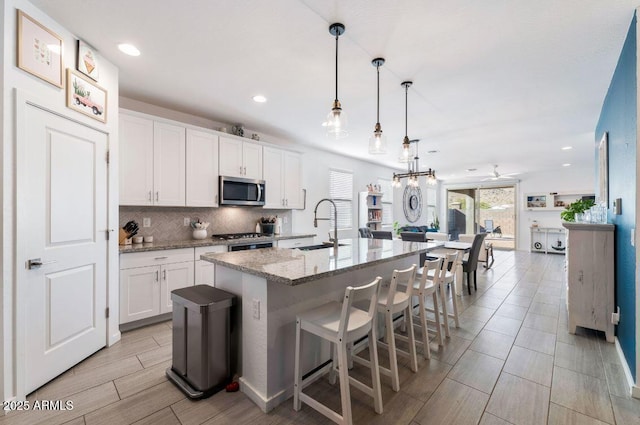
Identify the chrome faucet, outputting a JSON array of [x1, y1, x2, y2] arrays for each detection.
[[313, 198, 338, 250]]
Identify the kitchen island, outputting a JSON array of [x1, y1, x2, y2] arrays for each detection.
[[201, 238, 444, 412]]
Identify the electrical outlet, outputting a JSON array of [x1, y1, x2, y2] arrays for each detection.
[[612, 306, 620, 325], [184, 217, 190, 226], [142, 218, 151, 228], [252, 299, 260, 320]]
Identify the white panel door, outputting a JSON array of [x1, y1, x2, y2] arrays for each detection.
[[284, 151, 303, 209], [262, 147, 284, 209], [219, 136, 244, 177], [186, 129, 219, 207], [23, 105, 108, 394], [120, 266, 160, 324], [154, 122, 186, 206], [160, 262, 195, 314], [119, 114, 153, 205], [243, 141, 263, 180]]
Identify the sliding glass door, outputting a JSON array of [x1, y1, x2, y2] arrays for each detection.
[[447, 185, 516, 250]]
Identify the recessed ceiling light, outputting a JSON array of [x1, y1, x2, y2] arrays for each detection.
[[466, 168, 477, 172], [428, 150, 439, 154], [252, 95, 267, 103], [118, 43, 140, 56], [562, 163, 571, 167], [561, 146, 573, 150]]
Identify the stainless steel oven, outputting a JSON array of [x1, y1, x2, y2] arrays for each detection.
[[219, 176, 265, 206]]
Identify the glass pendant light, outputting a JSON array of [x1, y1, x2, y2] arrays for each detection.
[[368, 58, 387, 154], [399, 81, 413, 162], [326, 23, 348, 139]]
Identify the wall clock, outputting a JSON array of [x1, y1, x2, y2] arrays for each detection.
[[403, 186, 423, 223]]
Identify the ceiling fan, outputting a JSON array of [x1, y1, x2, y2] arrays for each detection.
[[482, 164, 520, 181]]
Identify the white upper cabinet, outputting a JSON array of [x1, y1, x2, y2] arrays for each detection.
[[119, 112, 186, 206], [283, 151, 303, 209], [186, 129, 219, 207], [153, 122, 186, 206], [263, 147, 284, 208], [219, 136, 263, 179], [120, 114, 154, 205], [262, 147, 302, 209]]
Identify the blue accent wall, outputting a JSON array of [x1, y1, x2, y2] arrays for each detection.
[[595, 14, 637, 379]]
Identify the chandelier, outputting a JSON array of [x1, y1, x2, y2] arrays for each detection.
[[392, 82, 436, 188]]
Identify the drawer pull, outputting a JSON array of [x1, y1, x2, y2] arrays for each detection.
[[154, 256, 169, 260]]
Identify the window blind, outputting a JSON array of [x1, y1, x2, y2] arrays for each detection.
[[329, 169, 353, 229]]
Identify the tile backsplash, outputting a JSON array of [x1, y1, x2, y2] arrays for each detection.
[[120, 206, 292, 242]]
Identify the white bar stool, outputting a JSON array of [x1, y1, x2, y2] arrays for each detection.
[[293, 277, 383, 425], [399, 258, 444, 357], [363, 265, 419, 392], [419, 252, 459, 338]]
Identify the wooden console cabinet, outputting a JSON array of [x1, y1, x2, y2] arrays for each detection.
[[562, 222, 615, 342]]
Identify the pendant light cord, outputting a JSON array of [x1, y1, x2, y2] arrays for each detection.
[[404, 84, 408, 137], [335, 34, 339, 102], [376, 63, 380, 123]]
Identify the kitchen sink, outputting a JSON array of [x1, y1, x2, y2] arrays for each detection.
[[296, 243, 347, 251]]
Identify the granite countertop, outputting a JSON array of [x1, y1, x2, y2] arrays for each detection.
[[201, 238, 445, 286], [119, 233, 316, 253]]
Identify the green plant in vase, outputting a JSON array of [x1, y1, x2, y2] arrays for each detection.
[[560, 198, 595, 222]]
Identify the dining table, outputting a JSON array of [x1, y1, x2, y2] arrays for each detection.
[[443, 241, 472, 296]]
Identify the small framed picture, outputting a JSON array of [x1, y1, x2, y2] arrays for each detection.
[[17, 10, 63, 88], [77, 39, 99, 81], [66, 69, 107, 123]]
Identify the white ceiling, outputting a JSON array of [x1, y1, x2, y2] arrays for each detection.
[[31, 0, 638, 179]]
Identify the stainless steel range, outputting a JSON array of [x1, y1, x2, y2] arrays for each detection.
[[212, 233, 273, 251]]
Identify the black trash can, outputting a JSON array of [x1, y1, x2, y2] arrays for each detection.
[[166, 285, 236, 399]]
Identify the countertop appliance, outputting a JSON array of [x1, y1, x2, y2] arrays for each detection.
[[212, 233, 274, 251], [220, 176, 265, 206]]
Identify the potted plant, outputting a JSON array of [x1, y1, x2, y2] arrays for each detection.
[[560, 198, 595, 222]]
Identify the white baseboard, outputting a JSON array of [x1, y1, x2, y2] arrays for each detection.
[[239, 377, 291, 413], [614, 337, 639, 399]]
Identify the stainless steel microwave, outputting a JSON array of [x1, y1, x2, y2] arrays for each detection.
[[219, 176, 265, 206]]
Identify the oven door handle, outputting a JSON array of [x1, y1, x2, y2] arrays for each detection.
[[256, 183, 262, 202]]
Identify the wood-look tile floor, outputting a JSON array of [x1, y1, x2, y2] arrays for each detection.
[[3, 251, 640, 425]]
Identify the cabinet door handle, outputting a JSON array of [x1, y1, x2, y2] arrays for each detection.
[[215, 194, 218, 205], [148, 191, 152, 202], [155, 270, 159, 282], [239, 165, 243, 175], [155, 191, 159, 201], [282, 198, 285, 206], [286, 199, 288, 206], [243, 166, 247, 175], [163, 269, 167, 280]]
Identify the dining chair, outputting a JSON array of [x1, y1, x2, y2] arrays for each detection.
[[371, 230, 393, 240], [462, 233, 488, 294], [359, 227, 373, 238], [458, 234, 494, 269]]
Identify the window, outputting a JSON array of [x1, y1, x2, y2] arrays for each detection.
[[378, 178, 393, 226], [329, 169, 353, 229]]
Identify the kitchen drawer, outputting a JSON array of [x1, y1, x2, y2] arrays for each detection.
[[120, 248, 194, 269], [277, 237, 314, 249], [195, 245, 226, 258]]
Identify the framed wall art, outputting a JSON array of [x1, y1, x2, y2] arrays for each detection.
[[598, 132, 608, 207], [66, 69, 107, 123], [17, 10, 64, 88], [77, 40, 99, 81]]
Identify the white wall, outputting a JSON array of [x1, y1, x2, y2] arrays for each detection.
[[1, 0, 119, 401], [518, 165, 594, 250], [437, 165, 594, 250]]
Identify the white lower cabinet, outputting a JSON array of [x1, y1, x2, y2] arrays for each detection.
[[194, 246, 225, 285], [120, 248, 194, 324]]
